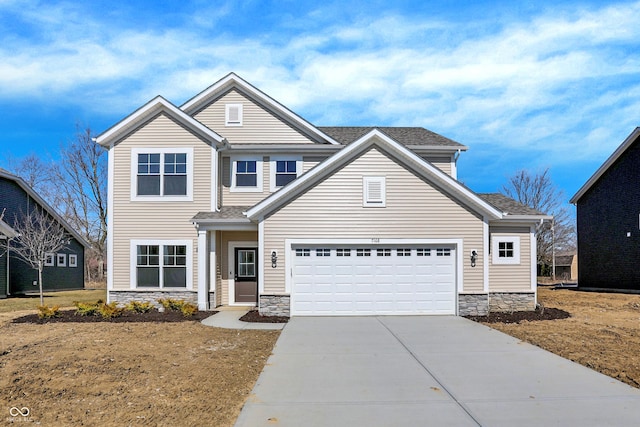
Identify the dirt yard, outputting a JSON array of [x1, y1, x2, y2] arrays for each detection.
[[482, 286, 640, 389], [0, 310, 279, 426]]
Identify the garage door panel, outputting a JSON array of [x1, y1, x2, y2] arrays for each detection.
[[292, 245, 456, 315]]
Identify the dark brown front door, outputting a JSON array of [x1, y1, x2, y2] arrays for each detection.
[[234, 248, 258, 303]]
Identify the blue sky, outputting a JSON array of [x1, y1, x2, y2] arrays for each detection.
[[1, 0, 640, 208]]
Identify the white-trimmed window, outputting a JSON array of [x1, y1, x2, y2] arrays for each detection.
[[363, 176, 386, 207], [270, 157, 302, 191], [69, 254, 78, 268], [44, 253, 55, 267], [131, 148, 193, 201], [492, 236, 521, 265], [225, 104, 243, 126], [57, 253, 67, 267], [231, 157, 263, 192], [131, 240, 192, 289]]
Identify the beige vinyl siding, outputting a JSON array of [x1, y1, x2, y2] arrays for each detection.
[[194, 90, 315, 145], [262, 148, 485, 294], [489, 226, 532, 292], [222, 156, 271, 206], [217, 231, 258, 305], [421, 155, 453, 176], [111, 113, 213, 290], [302, 156, 327, 172]]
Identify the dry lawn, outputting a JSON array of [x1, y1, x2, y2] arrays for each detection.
[[0, 311, 279, 426], [484, 286, 640, 388]]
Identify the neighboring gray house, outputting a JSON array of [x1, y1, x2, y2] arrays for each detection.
[[0, 169, 89, 297], [571, 127, 640, 291], [97, 73, 549, 316]]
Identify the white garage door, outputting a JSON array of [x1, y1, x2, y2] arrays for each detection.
[[292, 245, 456, 316]]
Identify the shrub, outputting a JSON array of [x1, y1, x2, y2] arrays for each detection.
[[157, 298, 198, 317], [179, 302, 198, 317], [74, 301, 101, 317], [98, 302, 124, 319], [157, 298, 183, 311], [125, 301, 154, 314], [37, 305, 61, 319]]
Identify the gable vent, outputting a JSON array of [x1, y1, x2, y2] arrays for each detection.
[[363, 176, 386, 207], [225, 104, 243, 126]]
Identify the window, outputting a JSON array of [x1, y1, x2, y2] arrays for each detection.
[[363, 177, 386, 207], [225, 104, 243, 126], [437, 248, 451, 257], [316, 249, 331, 257], [377, 248, 391, 257], [133, 242, 190, 288], [356, 249, 371, 257], [132, 148, 192, 201], [295, 248, 310, 257], [57, 253, 67, 267], [336, 249, 351, 257], [492, 236, 521, 265], [236, 160, 257, 187], [231, 157, 263, 192], [69, 254, 78, 268], [417, 248, 431, 256], [44, 253, 55, 267], [270, 157, 301, 191], [397, 249, 411, 256]]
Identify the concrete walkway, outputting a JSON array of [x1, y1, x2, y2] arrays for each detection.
[[201, 309, 286, 330], [235, 316, 640, 426]]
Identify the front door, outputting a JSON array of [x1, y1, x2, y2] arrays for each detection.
[[234, 248, 258, 304]]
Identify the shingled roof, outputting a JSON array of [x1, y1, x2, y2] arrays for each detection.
[[318, 127, 466, 148], [477, 193, 547, 216]]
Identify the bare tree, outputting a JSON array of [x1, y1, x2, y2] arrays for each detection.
[[51, 126, 108, 281], [4, 154, 60, 211], [10, 207, 69, 305], [501, 168, 576, 274]]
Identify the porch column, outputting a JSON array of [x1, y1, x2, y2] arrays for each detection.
[[197, 229, 208, 311], [209, 231, 217, 309]]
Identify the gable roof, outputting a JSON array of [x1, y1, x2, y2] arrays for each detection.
[[0, 218, 17, 239], [181, 72, 341, 146], [246, 129, 504, 221], [95, 96, 225, 148], [0, 169, 90, 247], [319, 127, 468, 151], [570, 127, 640, 204]]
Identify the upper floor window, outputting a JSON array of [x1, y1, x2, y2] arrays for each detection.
[[132, 148, 193, 201], [270, 157, 302, 191], [225, 104, 243, 126], [492, 235, 521, 265], [231, 157, 263, 192]]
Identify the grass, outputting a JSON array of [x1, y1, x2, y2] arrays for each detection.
[[0, 289, 107, 313]]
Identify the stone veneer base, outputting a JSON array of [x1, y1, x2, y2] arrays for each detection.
[[458, 294, 489, 316], [259, 295, 290, 317], [489, 292, 536, 312], [109, 291, 198, 309]]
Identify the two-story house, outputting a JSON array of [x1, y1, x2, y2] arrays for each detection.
[[96, 73, 549, 316]]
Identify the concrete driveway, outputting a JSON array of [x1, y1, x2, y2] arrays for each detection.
[[235, 316, 640, 426]]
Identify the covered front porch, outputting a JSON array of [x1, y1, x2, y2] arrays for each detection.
[[192, 207, 259, 311]]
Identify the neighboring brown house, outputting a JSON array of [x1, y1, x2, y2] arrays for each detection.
[[571, 127, 640, 291]]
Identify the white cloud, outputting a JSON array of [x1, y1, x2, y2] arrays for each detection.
[[1, 0, 640, 192]]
